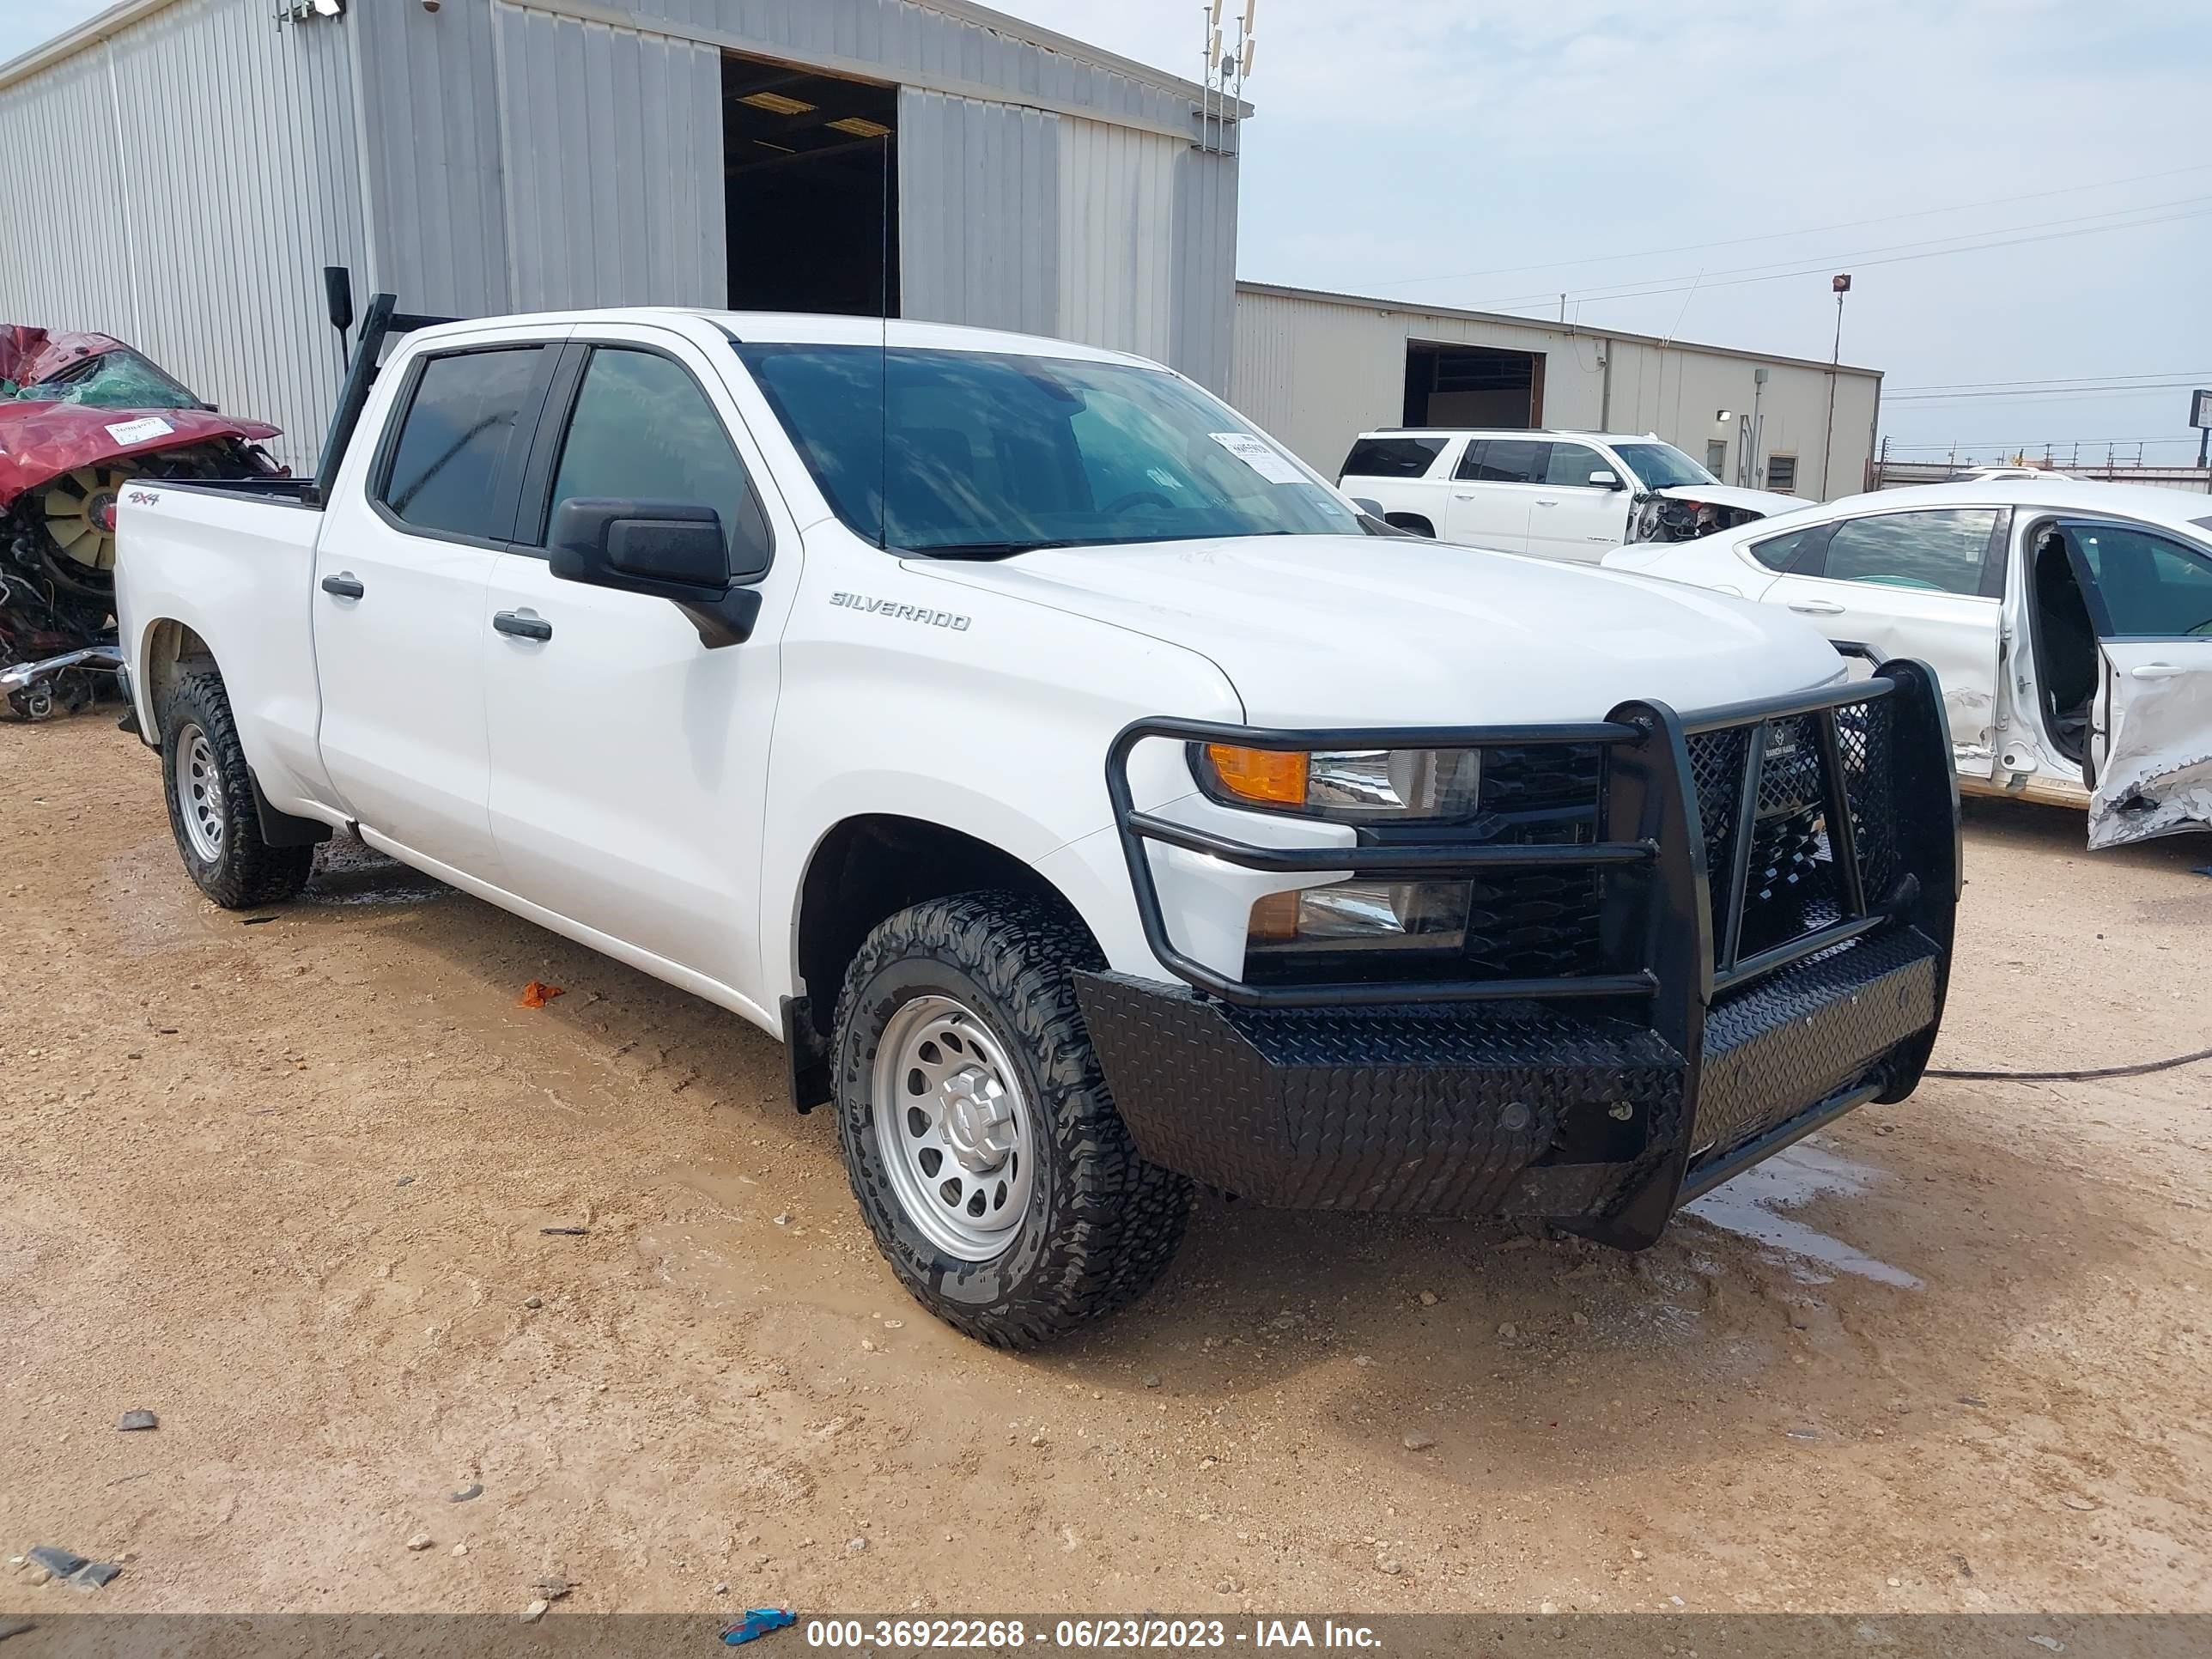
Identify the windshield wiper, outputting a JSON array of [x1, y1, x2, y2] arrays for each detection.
[[901, 539, 1086, 559]]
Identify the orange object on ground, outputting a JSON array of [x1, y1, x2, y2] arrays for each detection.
[[520, 981, 564, 1009]]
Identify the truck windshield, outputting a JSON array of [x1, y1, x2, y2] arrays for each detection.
[[1612, 441, 1717, 490], [733, 343, 1363, 554]]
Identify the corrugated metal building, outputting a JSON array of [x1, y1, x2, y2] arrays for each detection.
[[0, 0, 1241, 471], [1233, 283, 1885, 502]]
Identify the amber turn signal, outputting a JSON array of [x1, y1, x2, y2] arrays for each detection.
[[1203, 744, 1308, 806]]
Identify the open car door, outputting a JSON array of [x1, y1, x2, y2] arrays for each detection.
[[1753, 506, 2007, 784], [2059, 516, 2212, 848]]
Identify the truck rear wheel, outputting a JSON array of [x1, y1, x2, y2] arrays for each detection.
[[157, 672, 314, 909], [832, 891, 1192, 1348]]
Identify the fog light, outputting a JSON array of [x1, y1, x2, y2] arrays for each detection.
[[1247, 880, 1472, 954]]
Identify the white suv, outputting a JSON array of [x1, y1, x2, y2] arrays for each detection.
[[1339, 428, 1804, 561]]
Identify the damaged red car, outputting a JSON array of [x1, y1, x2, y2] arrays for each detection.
[[1, 326, 283, 717]]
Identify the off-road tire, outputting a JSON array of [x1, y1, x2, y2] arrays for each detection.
[[157, 671, 314, 908], [833, 890, 1194, 1348]]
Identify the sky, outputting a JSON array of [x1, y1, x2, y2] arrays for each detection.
[[4, 0, 2209, 467]]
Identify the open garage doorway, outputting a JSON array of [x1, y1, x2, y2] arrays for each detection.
[[1403, 341, 1542, 428], [723, 54, 899, 317]]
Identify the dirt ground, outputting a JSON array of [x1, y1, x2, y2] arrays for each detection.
[[4, 710, 2210, 1623]]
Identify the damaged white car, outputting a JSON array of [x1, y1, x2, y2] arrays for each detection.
[[1337, 429, 1802, 557], [1604, 481, 2212, 848]]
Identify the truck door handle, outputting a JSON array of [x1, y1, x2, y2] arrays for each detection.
[[2130, 662, 2185, 681], [1534, 498, 1559, 507], [320, 573, 364, 599], [1453, 490, 1475, 500], [493, 611, 552, 642], [1789, 599, 1846, 616]]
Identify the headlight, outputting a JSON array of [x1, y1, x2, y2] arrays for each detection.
[[1634, 497, 1730, 544], [1196, 744, 1483, 823]]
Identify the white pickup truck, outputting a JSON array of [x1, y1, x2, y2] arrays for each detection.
[[114, 299, 1962, 1347]]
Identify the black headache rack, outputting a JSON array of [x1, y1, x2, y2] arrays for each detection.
[[1074, 660, 1960, 1249], [313, 290, 460, 505]]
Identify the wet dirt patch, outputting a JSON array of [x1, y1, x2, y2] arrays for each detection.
[[1685, 1139, 1925, 1289]]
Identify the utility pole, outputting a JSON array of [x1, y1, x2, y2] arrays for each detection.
[[2193, 390, 2212, 492], [1819, 274, 1850, 498]]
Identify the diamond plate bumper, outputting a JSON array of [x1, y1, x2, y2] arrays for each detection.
[[1075, 925, 1942, 1227], [1096, 659, 1961, 1246]]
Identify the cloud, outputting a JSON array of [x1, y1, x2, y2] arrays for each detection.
[[1002, 0, 2212, 455]]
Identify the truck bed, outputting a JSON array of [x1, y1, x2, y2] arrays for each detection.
[[114, 476, 333, 815], [143, 474, 322, 508]]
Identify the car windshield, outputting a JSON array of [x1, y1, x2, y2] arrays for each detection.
[[733, 343, 1364, 554], [4, 347, 202, 410], [1612, 441, 1717, 490]]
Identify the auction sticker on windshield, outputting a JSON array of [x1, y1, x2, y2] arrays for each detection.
[[105, 416, 176, 445], [1207, 431, 1304, 484]]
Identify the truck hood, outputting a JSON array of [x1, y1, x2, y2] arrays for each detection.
[[1651, 481, 1804, 516], [910, 534, 1843, 726]]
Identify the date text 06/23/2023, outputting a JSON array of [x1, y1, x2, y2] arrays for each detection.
[[794, 1618, 1384, 1650]]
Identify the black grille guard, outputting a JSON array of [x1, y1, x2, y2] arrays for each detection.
[[1103, 659, 1961, 1018]]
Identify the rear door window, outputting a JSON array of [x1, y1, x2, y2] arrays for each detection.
[[1820, 509, 2001, 597], [1462, 439, 1549, 483], [1340, 436, 1446, 479], [378, 345, 553, 543], [1747, 522, 1832, 574], [1541, 441, 1607, 487]]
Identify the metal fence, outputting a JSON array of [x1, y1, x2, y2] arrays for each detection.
[[1872, 459, 2212, 495]]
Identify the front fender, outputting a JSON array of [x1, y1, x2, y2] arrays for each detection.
[[757, 560, 1247, 1005]]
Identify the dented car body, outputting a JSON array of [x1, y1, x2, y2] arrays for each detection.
[[0, 325, 280, 717], [1602, 480, 2212, 848]]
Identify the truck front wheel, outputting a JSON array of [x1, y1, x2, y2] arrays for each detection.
[[832, 891, 1193, 1348], [157, 672, 314, 909]]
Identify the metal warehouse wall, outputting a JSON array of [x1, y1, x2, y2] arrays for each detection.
[[900, 90, 1061, 337], [489, 5, 727, 313], [3, 0, 1238, 465], [356, 0, 1239, 386], [1232, 285, 1882, 501], [896, 93, 1238, 390], [0, 0, 366, 472]]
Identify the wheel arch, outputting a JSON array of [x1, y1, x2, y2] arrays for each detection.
[[783, 813, 1103, 1109], [1383, 512, 1435, 538], [137, 617, 218, 744]]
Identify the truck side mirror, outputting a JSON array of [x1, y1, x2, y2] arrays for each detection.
[[550, 497, 763, 648], [1589, 469, 1621, 489]]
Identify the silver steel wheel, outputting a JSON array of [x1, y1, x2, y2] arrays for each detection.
[[871, 994, 1036, 1262], [173, 722, 226, 865]]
